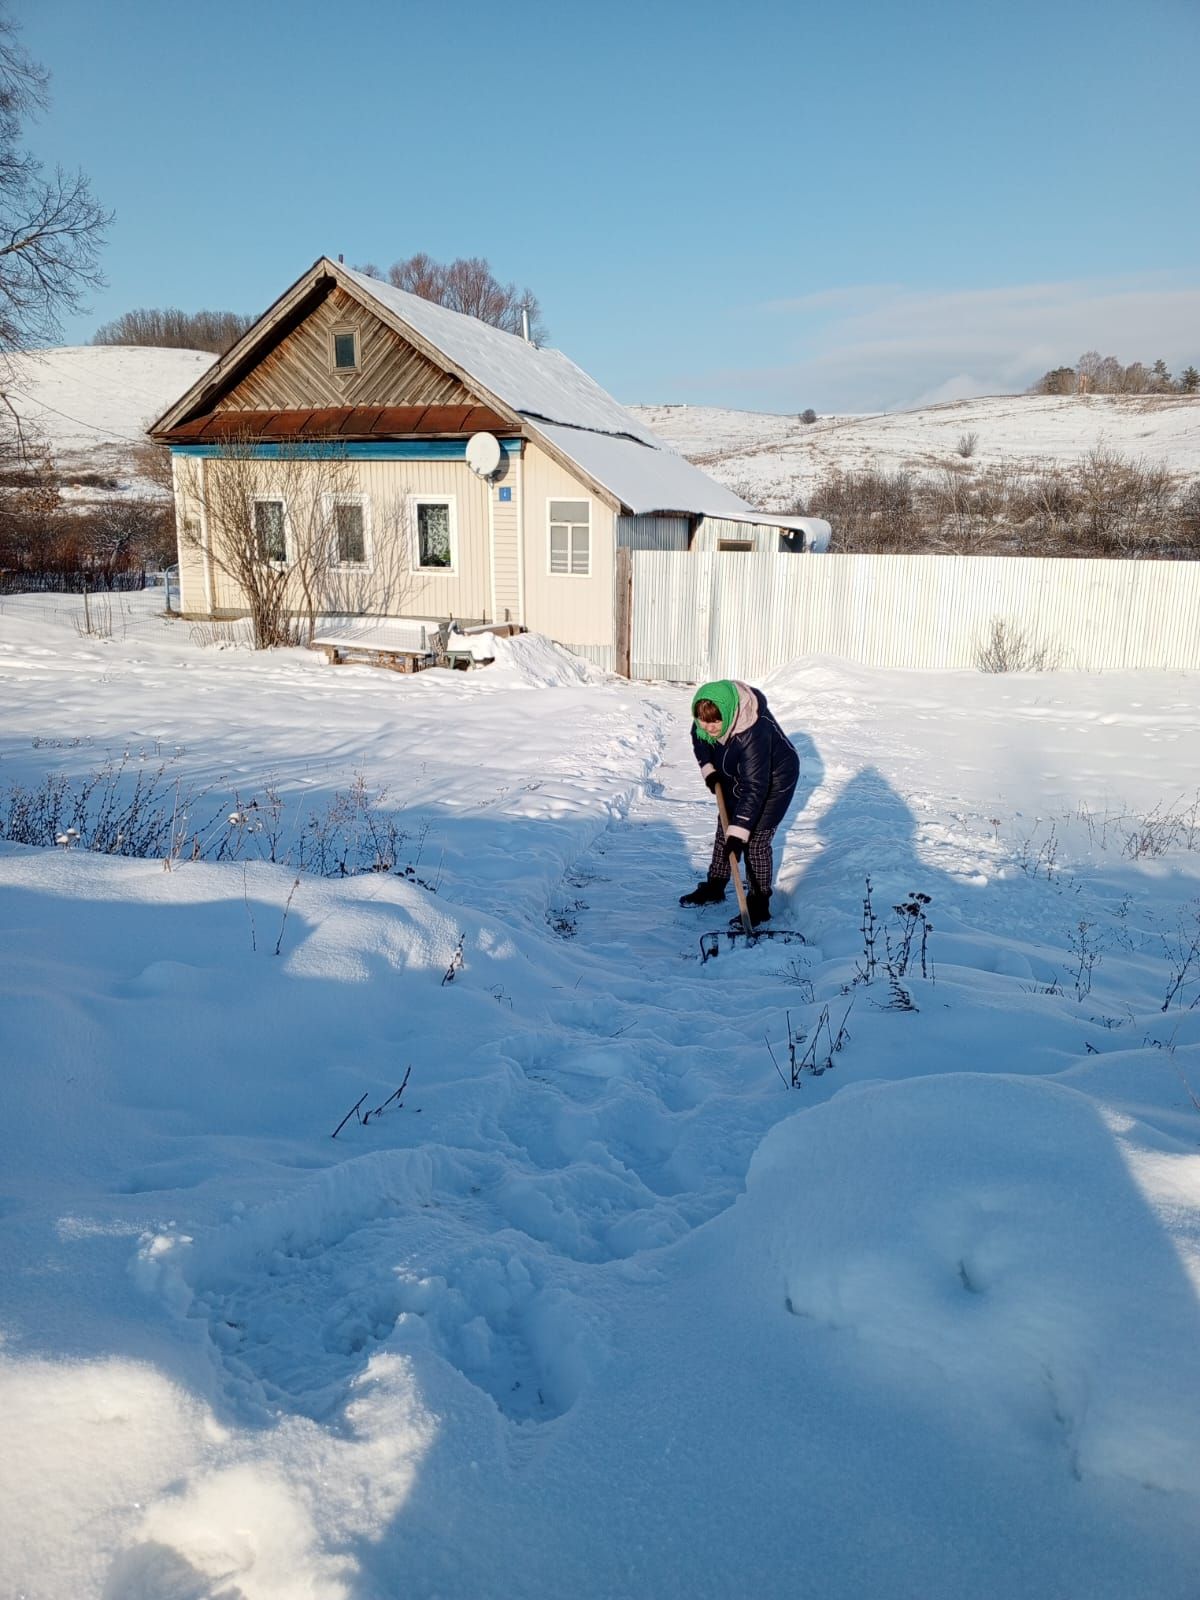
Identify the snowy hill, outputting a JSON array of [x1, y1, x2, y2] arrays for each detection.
[[630, 393, 1200, 510], [1, 345, 214, 497], [6, 350, 1198, 522]]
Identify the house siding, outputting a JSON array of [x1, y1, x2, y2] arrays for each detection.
[[175, 454, 497, 624], [521, 441, 616, 650], [216, 285, 474, 412], [171, 455, 211, 614], [490, 455, 522, 625]]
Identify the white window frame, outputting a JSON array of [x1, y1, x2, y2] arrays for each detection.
[[326, 493, 372, 571], [329, 324, 360, 374], [250, 495, 289, 566], [547, 498, 592, 578], [412, 495, 458, 575]]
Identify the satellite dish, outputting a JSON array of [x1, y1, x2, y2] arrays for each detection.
[[465, 432, 502, 478]]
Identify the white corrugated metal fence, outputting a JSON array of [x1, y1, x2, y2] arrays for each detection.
[[630, 553, 1200, 681]]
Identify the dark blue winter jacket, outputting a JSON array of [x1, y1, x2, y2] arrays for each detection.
[[692, 686, 799, 840]]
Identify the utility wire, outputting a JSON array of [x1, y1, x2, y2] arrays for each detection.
[[0, 387, 155, 448]]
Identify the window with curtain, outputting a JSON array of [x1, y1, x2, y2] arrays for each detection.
[[334, 502, 366, 565], [253, 499, 286, 563], [416, 501, 453, 569]]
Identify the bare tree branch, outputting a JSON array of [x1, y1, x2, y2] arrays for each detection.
[[357, 251, 548, 344], [0, 6, 111, 365]]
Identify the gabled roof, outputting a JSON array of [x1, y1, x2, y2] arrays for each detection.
[[151, 257, 770, 520], [340, 266, 663, 447]]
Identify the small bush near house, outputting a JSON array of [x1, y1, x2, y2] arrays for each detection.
[[975, 616, 1062, 673]]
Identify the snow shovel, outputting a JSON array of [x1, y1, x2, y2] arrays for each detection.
[[698, 783, 807, 963], [715, 780, 754, 937]]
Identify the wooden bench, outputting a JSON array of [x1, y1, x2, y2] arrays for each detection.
[[316, 642, 435, 673]]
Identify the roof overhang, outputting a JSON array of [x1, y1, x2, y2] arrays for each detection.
[[159, 404, 515, 444]]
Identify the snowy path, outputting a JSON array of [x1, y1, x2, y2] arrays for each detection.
[[174, 694, 826, 1440]]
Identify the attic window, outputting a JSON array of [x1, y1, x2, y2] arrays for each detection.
[[331, 328, 359, 372]]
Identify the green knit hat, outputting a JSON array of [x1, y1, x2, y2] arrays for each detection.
[[692, 679, 739, 744]]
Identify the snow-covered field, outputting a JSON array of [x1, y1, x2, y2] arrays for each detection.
[[631, 393, 1200, 508], [2, 591, 1199, 1597], [1, 346, 212, 498]]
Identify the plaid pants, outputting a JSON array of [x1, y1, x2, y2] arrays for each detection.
[[708, 822, 776, 897]]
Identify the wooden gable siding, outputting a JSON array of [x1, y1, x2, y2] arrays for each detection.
[[215, 285, 475, 412]]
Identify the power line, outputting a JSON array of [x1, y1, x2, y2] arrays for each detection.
[[0, 387, 154, 448]]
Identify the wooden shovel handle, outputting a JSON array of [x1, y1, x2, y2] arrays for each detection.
[[714, 781, 753, 935]]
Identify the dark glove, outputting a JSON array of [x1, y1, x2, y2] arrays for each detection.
[[726, 834, 746, 862], [704, 772, 720, 794]]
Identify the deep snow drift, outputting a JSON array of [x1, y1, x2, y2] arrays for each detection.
[[1, 591, 1199, 1598]]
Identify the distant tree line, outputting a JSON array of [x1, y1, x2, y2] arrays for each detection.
[[1032, 351, 1200, 396], [92, 306, 255, 355]]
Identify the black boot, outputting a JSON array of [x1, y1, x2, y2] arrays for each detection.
[[749, 891, 772, 925], [680, 878, 727, 907], [728, 894, 771, 929]]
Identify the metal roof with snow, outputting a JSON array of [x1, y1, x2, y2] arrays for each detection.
[[152, 257, 794, 525]]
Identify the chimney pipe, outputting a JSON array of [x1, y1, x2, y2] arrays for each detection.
[[521, 308, 531, 343], [338, 253, 344, 264]]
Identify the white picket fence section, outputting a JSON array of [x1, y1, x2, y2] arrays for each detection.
[[629, 552, 1200, 681]]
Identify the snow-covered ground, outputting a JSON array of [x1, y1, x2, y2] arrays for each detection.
[[1, 591, 1199, 1597], [631, 393, 1200, 508]]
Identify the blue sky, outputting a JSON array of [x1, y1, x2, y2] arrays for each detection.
[[17, 0, 1200, 412]]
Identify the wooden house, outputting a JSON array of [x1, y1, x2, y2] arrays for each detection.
[[150, 256, 826, 670]]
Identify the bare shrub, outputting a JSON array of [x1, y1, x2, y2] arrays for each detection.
[[810, 469, 920, 552], [74, 591, 112, 639], [188, 619, 254, 650], [175, 437, 413, 648], [956, 431, 978, 459], [975, 617, 1062, 673], [1073, 447, 1176, 555], [1124, 792, 1200, 859], [800, 408, 817, 425]]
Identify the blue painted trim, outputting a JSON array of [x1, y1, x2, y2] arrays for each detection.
[[169, 438, 524, 460]]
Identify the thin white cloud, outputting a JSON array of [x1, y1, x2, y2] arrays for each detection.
[[697, 274, 1200, 411]]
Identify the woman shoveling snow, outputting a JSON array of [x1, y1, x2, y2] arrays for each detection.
[[680, 679, 800, 926]]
